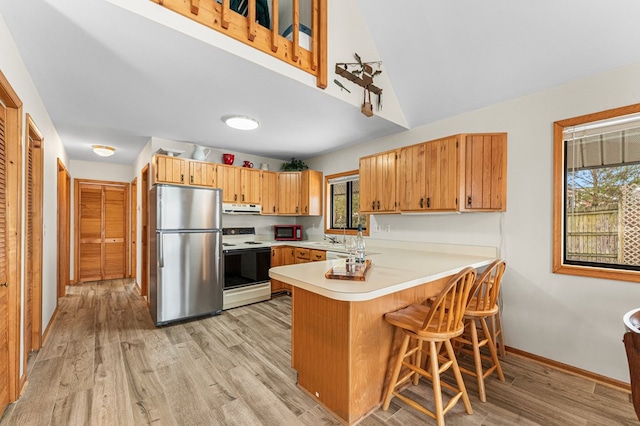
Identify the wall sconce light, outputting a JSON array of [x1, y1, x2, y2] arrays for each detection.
[[92, 145, 115, 157]]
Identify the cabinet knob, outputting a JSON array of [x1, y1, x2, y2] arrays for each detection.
[[190, 175, 194, 183], [180, 174, 184, 183], [234, 194, 238, 201], [377, 200, 380, 210], [272, 206, 275, 213], [371, 201, 375, 210], [419, 197, 424, 208], [426, 197, 431, 208], [467, 195, 472, 207]]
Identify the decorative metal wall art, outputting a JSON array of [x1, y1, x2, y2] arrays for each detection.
[[335, 53, 383, 117]]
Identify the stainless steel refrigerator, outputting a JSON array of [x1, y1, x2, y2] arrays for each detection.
[[149, 184, 223, 325]]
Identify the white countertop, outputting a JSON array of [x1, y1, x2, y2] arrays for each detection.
[[269, 242, 497, 302]]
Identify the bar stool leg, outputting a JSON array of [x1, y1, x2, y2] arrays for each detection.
[[383, 334, 411, 410], [468, 318, 487, 402], [480, 317, 505, 382], [429, 340, 445, 426], [444, 339, 473, 414]]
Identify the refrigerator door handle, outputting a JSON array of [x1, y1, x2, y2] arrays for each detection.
[[158, 232, 164, 268]]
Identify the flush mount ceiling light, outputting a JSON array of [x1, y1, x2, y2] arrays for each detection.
[[222, 114, 259, 130], [92, 145, 115, 157]]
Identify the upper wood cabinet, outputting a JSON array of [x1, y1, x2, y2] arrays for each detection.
[[241, 168, 262, 204], [261, 171, 278, 215], [188, 161, 217, 187], [277, 170, 323, 216], [461, 133, 507, 212], [153, 155, 216, 188], [359, 150, 398, 214], [397, 133, 507, 213], [399, 136, 459, 212], [216, 165, 262, 204], [301, 170, 323, 216], [153, 155, 186, 185], [277, 172, 301, 215]]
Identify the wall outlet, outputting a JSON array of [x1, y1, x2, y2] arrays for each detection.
[[383, 224, 391, 232], [372, 224, 381, 233]]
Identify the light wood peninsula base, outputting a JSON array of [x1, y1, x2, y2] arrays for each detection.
[[291, 276, 450, 424]]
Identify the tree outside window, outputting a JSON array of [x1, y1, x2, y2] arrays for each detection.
[[325, 171, 369, 235], [554, 104, 640, 281]]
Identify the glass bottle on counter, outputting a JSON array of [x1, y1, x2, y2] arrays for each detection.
[[355, 224, 365, 264]]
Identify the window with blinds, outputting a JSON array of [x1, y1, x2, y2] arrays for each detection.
[[327, 173, 366, 231], [562, 113, 640, 271]]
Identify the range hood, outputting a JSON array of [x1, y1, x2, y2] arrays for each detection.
[[222, 203, 262, 215]]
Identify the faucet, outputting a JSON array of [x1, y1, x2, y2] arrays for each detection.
[[324, 234, 339, 244]]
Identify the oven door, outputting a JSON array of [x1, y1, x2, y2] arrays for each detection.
[[223, 247, 271, 290]]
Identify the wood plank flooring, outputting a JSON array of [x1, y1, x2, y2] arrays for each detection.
[[1, 279, 637, 425]]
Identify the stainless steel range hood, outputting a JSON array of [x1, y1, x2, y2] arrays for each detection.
[[222, 203, 262, 215]]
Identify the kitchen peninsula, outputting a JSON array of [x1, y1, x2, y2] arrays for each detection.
[[269, 242, 497, 424]]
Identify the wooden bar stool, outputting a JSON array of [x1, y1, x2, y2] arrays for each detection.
[[382, 267, 476, 425], [453, 259, 506, 402]]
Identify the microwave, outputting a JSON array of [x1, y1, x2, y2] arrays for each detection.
[[274, 225, 302, 241]]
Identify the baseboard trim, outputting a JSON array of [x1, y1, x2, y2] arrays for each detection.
[[41, 305, 60, 347], [506, 346, 631, 392]]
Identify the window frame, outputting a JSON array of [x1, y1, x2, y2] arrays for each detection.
[[553, 103, 640, 283], [324, 170, 370, 237]]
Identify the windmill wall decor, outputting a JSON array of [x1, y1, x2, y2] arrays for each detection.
[[335, 53, 383, 117]]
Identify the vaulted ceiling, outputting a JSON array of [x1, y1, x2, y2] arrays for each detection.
[[1, 0, 640, 165]]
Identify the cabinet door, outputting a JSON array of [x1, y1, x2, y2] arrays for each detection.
[[301, 170, 323, 216], [377, 151, 398, 212], [217, 164, 241, 202], [155, 155, 186, 185], [261, 171, 278, 215], [240, 168, 262, 204], [463, 133, 507, 211], [310, 249, 326, 261], [277, 172, 301, 215], [270, 247, 285, 293], [425, 137, 458, 211], [359, 152, 397, 213], [189, 161, 216, 187], [399, 143, 426, 211], [359, 155, 376, 213]]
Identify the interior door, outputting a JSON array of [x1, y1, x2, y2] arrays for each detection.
[[76, 180, 129, 282]]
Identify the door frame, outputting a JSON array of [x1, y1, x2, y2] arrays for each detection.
[[141, 164, 149, 299], [57, 159, 70, 296], [0, 70, 24, 410], [23, 114, 44, 383], [130, 177, 137, 281]]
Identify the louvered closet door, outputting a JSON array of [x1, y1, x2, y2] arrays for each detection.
[[0, 103, 9, 410], [78, 184, 103, 282], [77, 182, 128, 282], [103, 186, 126, 280], [24, 136, 33, 360]]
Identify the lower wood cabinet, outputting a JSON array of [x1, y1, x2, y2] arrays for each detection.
[[271, 246, 326, 293]]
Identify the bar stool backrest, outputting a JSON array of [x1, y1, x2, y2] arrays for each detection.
[[467, 260, 506, 312], [422, 267, 476, 333]]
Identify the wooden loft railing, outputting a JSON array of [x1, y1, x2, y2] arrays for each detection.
[[151, 0, 327, 89]]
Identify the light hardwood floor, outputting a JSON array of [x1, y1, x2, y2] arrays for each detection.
[[1, 279, 637, 425]]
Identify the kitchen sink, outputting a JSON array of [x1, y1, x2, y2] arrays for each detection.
[[302, 241, 348, 251]]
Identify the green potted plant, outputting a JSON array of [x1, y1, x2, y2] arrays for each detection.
[[280, 158, 309, 171]]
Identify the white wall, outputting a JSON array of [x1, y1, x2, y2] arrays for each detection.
[[302, 62, 640, 383], [0, 14, 69, 378]]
